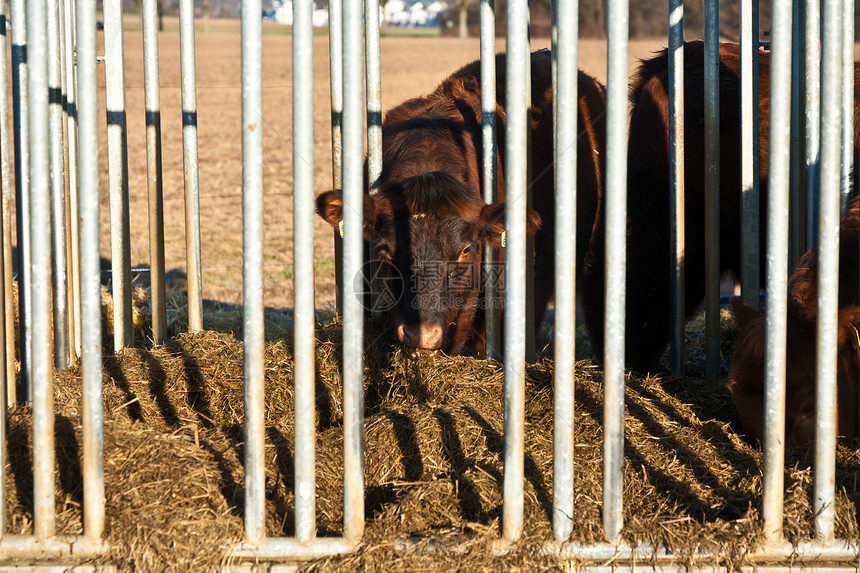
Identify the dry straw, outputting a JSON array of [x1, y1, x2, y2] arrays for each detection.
[[3, 288, 857, 571]]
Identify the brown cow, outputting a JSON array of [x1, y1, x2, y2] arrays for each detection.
[[582, 40, 860, 374], [317, 51, 607, 357], [729, 198, 860, 446]]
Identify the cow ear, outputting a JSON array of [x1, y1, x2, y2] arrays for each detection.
[[316, 190, 344, 228], [729, 297, 758, 330], [836, 307, 860, 352], [316, 190, 379, 240], [479, 203, 542, 247]]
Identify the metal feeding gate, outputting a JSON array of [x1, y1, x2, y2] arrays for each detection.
[[2, 0, 860, 570]]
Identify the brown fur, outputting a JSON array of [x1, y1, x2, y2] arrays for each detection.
[[317, 51, 606, 356], [729, 199, 860, 446]]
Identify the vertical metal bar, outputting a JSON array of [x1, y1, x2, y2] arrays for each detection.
[[328, 0, 344, 315], [805, 0, 821, 248], [502, 0, 528, 545], [840, 0, 854, 209], [0, 0, 15, 406], [65, 0, 81, 360], [142, 0, 167, 343], [703, 0, 720, 383], [180, 0, 203, 333], [57, 0, 74, 365], [481, 0, 500, 362], [740, 0, 760, 310], [0, 0, 9, 531], [668, 0, 685, 375], [342, 0, 365, 543], [789, 0, 804, 271], [814, 0, 842, 544], [603, 0, 628, 544], [77, 0, 105, 538], [241, 0, 265, 545], [49, 0, 69, 370], [551, 0, 577, 543], [11, 0, 32, 401], [293, 0, 316, 544], [365, 0, 382, 195], [28, 0, 56, 539], [762, 0, 792, 546], [104, 0, 134, 351]]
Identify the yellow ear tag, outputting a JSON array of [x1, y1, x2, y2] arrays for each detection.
[[501, 231, 506, 248], [338, 220, 344, 239], [852, 324, 860, 349]]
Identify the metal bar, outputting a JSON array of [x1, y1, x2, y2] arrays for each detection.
[[0, 535, 106, 558], [292, 0, 316, 544], [328, 0, 344, 315], [342, 0, 365, 542], [502, 0, 528, 545], [551, 0, 577, 543], [229, 537, 357, 560], [762, 0, 792, 546], [740, 0, 760, 310], [602, 0, 628, 543], [49, 0, 69, 370], [551, 539, 860, 562], [840, 0, 854, 210], [804, 0, 821, 248], [814, 0, 843, 544], [365, 0, 382, 195], [789, 0, 804, 271], [27, 0, 56, 539], [703, 0, 720, 383], [180, 0, 204, 333], [65, 0, 81, 360], [667, 0, 684, 375], [481, 0, 500, 362], [104, 0, 134, 351], [58, 0, 75, 367], [0, 0, 14, 407], [142, 0, 167, 344], [241, 0, 265, 545], [77, 0, 106, 540], [11, 0, 32, 401]]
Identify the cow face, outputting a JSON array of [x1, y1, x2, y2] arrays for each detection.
[[316, 171, 541, 357], [728, 297, 860, 446]]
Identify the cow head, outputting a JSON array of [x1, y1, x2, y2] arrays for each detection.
[[728, 297, 860, 446], [316, 171, 541, 357]]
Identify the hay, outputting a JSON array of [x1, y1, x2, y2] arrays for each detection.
[[4, 288, 859, 571]]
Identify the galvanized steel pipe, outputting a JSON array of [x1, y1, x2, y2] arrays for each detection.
[[805, 0, 821, 248], [328, 0, 344, 314], [342, 0, 366, 542], [551, 0, 577, 543], [502, 0, 529, 544], [104, 0, 134, 351], [740, 0, 760, 310], [180, 0, 204, 333], [814, 0, 843, 544], [293, 0, 316, 544], [142, 0, 167, 343], [840, 0, 854, 209], [602, 0, 628, 543], [241, 0, 266, 545], [64, 0, 81, 360], [762, 0, 792, 546], [481, 0, 500, 362], [77, 0, 106, 538], [27, 0, 56, 539], [0, 0, 14, 407], [668, 0, 685, 375], [11, 0, 31, 401], [703, 0, 720, 383]]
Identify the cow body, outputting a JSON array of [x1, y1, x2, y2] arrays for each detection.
[[582, 41, 860, 374], [729, 199, 860, 446], [317, 51, 607, 357]]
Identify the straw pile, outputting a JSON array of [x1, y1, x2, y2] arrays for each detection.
[[4, 290, 858, 571]]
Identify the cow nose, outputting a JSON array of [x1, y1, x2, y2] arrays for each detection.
[[397, 323, 443, 349]]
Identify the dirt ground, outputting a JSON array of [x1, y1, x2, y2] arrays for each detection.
[[57, 21, 670, 313]]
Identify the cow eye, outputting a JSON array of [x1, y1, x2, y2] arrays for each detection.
[[377, 244, 392, 261], [459, 244, 472, 259]]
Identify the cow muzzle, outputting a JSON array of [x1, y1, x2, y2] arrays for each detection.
[[396, 323, 443, 359]]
